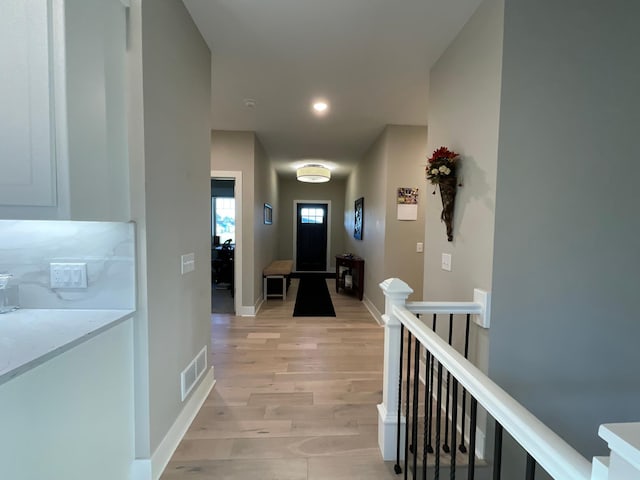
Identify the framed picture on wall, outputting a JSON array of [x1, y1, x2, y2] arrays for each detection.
[[354, 197, 364, 240], [264, 203, 273, 224]]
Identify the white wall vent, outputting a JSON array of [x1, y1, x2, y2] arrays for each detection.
[[180, 345, 208, 401]]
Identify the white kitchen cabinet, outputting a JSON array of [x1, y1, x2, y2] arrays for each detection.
[[0, 318, 135, 480], [0, 0, 129, 221], [0, 0, 58, 207]]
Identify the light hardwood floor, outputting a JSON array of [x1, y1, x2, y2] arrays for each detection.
[[161, 277, 399, 480]]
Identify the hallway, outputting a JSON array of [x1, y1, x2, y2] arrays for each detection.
[[161, 278, 397, 479]]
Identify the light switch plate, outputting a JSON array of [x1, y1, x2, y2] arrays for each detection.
[[441, 253, 452, 271], [416, 242, 424, 253], [181, 253, 195, 274]]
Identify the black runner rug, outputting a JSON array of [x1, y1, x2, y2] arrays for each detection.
[[293, 273, 336, 317]]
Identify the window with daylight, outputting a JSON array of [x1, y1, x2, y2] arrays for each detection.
[[212, 197, 235, 244], [300, 207, 325, 224]]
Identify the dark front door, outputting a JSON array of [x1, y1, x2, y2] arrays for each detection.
[[296, 203, 328, 271]]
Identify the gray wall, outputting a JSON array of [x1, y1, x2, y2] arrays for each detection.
[[253, 136, 279, 302], [210, 130, 255, 308], [345, 129, 388, 311], [129, 0, 212, 455], [345, 125, 427, 312], [424, 0, 502, 302], [384, 125, 428, 301], [210, 130, 279, 308], [490, 0, 640, 458], [278, 177, 347, 270], [423, 0, 503, 362]]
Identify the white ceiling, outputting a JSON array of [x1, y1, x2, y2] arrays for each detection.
[[183, 0, 482, 180]]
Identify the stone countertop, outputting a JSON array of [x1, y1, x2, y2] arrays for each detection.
[[0, 308, 135, 386]]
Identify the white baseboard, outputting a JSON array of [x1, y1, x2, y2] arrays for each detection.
[[131, 367, 215, 480], [236, 305, 256, 316], [363, 295, 384, 326], [253, 295, 265, 315], [377, 402, 406, 461]]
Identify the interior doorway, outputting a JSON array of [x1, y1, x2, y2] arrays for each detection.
[[211, 171, 242, 314], [294, 201, 331, 272]]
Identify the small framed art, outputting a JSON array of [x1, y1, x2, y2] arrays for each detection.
[[264, 203, 273, 224], [354, 197, 364, 240]]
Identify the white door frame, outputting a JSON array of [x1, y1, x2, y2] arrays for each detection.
[[293, 199, 332, 272], [211, 170, 242, 313]]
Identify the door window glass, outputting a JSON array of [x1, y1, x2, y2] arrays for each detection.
[[300, 207, 325, 224], [213, 197, 235, 243]]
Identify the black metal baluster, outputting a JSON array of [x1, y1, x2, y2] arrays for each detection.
[[412, 338, 420, 479], [450, 378, 458, 479], [467, 398, 477, 480], [434, 361, 444, 480], [404, 332, 413, 480], [493, 422, 503, 480], [459, 314, 471, 454], [442, 314, 454, 453], [525, 454, 536, 480], [426, 314, 437, 454], [422, 351, 431, 480], [395, 325, 405, 475]]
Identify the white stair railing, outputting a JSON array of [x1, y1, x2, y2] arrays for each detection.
[[378, 278, 640, 480]]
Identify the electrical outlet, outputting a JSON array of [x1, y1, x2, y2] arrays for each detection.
[[441, 253, 452, 272], [50, 262, 88, 289]]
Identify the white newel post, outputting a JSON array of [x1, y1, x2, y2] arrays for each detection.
[[378, 278, 413, 461], [593, 423, 640, 480]]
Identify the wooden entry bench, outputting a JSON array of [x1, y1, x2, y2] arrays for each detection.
[[263, 260, 293, 301]]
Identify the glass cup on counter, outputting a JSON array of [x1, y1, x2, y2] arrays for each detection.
[[0, 273, 19, 313]]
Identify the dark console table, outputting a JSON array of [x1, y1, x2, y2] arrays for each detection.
[[335, 254, 364, 301]]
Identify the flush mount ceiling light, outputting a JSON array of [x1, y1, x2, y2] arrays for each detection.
[[297, 164, 331, 183]]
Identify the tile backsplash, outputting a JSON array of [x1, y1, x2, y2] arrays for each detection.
[[0, 220, 135, 309]]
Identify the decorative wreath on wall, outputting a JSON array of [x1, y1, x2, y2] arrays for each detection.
[[426, 147, 460, 241]]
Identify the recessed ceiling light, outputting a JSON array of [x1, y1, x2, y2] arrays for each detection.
[[244, 98, 256, 108], [312, 101, 329, 113]]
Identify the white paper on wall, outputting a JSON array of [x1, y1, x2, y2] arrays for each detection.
[[397, 204, 418, 221]]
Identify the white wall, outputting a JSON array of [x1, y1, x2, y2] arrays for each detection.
[[0, 320, 134, 480]]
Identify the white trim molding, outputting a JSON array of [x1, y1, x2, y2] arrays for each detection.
[[363, 295, 383, 326], [598, 422, 640, 479], [131, 367, 215, 480]]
